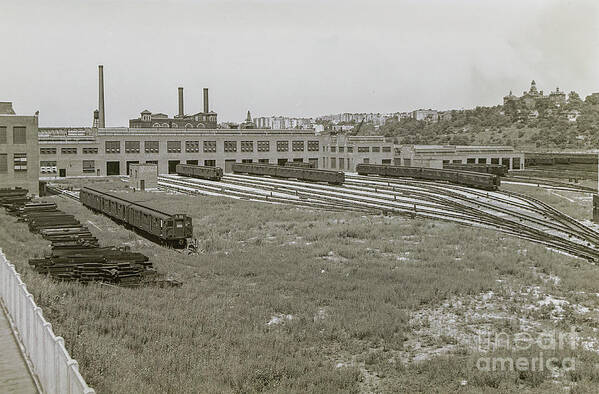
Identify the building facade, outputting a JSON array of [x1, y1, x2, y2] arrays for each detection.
[[38, 128, 331, 176], [0, 102, 39, 195], [321, 135, 394, 171]]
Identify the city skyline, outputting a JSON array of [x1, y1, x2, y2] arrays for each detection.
[[1, 0, 598, 127]]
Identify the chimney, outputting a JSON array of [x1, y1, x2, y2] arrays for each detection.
[[178, 87, 184, 117], [203, 88, 209, 113], [98, 65, 105, 128]]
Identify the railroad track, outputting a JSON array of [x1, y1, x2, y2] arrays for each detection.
[[503, 175, 596, 193], [159, 173, 599, 262], [46, 175, 599, 262]]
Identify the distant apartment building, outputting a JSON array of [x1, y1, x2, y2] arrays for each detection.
[[412, 109, 439, 122], [252, 116, 315, 130]]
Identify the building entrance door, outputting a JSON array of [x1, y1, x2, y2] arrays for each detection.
[[59, 169, 66, 177], [140, 180, 145, 191]]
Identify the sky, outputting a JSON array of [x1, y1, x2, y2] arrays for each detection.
[[1, 0, 598, 127]]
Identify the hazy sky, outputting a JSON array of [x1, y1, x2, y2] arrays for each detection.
[[1, 0, 598, 126]]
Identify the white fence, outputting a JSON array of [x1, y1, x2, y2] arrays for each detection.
[[0, 249, 95, 394]]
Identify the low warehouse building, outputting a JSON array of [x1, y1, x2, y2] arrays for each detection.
[[129, 163, 158, 191], [38, 128, 393, 177], [395, 145, 524, 170]]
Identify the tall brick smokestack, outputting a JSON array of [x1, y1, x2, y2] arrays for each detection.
[[178, 87, 184, 117], [203, 88, 209, 113], [98, 65, 105, 128]]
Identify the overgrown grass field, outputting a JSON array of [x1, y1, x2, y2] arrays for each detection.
[[2, 189, 599, 393]]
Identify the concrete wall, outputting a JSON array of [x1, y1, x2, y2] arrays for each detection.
[[0, 109, 39, 195]]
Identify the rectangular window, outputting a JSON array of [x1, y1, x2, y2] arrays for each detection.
[[338, 146, 345, 153], [277, 141, 289, 152], [372, 147, 380, 153], [105, 141, 120, 153], [40, 161, 57, 174], [40, 147, 57, 154], [0, 127, 6, 144], [330, 146, 336, 153], [204, 159, 216, 167], [224, 141, 237, 152], [382, 159, 392, 164], [241, 141, 254, 152], [257, 141, 270, 152], [203, 141, 216, 153], [83, 160, 95, 173], [358, 146, 370, 152], [185, 140, 200, 153], [331, 157, 336, 168], [382, 146, 391, 153], [347, 146, 354, 153], [292, 141, 305, 152], [0, 154, 7, 173], [167, 141, 181, 153], [125, 141, 140, 153], [61, 147, 78, 154], [82, 147, 98, 154], [13, 127, 26, 144], [242, 159, 253, 163], [307, 140, 319, 152], [258, 159, 269, 164], [144, 141, 159, 153], [13, 153, 27, 172]]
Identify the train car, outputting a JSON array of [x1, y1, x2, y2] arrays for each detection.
[[80, 187, 192, 247], [232, 163, 345, 185], [443, 163, 507, 177], [176, 164, 223, 181], [284, 161, 315, 168], [356, 164, 499, 191]]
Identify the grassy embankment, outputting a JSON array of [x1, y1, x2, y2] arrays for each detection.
[[2, 189, 599, 393]]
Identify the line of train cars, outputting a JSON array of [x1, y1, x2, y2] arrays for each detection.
[[356, 164, 501, 191], [232, 163, 345, 185], [443, 163, 507, 177], [80, 187, 193, 247]]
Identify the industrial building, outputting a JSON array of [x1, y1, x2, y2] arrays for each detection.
[[322, 135, 394, 171], [395, 145, 524, 170], [0, 102, 40, 195], [4, 65, 525, 187], [129, 87, 217, 129]]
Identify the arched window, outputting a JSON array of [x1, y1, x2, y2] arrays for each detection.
[[152, 123, 161, 127], [197, 123, 205, 128], [171, 123, 178, 128], [162, 123, 169, 127], [185, 123, 193, 128]]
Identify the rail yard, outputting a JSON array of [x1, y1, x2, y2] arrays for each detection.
[[4, 161, 599, 393], [35, 163, 599, 264]]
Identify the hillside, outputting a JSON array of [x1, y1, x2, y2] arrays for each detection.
[[355, 92, 599, 151]]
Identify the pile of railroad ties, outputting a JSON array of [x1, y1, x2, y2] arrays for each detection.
[[0, 187, 175, 287]]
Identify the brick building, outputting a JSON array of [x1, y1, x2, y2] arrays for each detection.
[[0, 102, 39, 195]]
